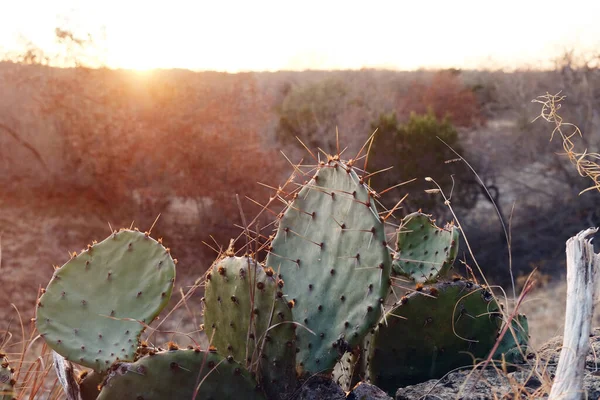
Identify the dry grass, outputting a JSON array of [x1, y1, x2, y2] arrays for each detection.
[[0, 312, 63, 399]]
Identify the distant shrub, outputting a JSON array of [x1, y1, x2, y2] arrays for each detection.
[[275, 78, 349, 153], [21, 67, 283, 266], [368, 111, 479, 217], [399, 70, 483, 128]]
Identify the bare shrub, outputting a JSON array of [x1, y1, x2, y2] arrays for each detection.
[[399, 69, 483, 128]]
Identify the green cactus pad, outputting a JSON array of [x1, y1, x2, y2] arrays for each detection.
[[203, 256, 297, 400], [392, 212, 459, 283], [36, 230, 176, 373], [364, 280, 501, 392], [0, 357, 15, 400], [97, 349, 266, 400], [266, 159, 392, 375], [493, 314, 529, 364]]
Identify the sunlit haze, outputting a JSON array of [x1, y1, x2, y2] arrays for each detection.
[[1, 0, 599, 72]]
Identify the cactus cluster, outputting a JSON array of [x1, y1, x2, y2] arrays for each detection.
[[33, 153, 528, 399]]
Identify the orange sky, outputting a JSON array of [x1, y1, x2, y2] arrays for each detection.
[[0, 0, 599, 72]]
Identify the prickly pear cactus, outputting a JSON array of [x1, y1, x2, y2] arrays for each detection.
[[493, 313, 529, 364], [203, 256, 297, 400], [266, 159, 392, 375], [97, 349, 266, 399], [36, 230, 176, 373], [392, 212, 459, 283], [0, 356, 15, 400], [364, 279, 501, 393]]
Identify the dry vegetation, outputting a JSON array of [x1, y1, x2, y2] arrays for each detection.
[[1, 50, 600, 397]]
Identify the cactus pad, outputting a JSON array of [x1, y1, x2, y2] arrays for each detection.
[[36, 230, 176, 372], [97, 349, 266, 399], [0, 357, 15, 400], [493, 313, 529, 364], [266, 159, 392, 375], [203, 256, 297, 399], [392, 212, 459, 283], [364, 280, 501, 391]]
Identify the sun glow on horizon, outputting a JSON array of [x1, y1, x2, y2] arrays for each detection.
[[1, 0, 600, 73]]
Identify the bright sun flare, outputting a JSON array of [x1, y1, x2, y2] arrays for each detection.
[[1, 0, 600, 72]]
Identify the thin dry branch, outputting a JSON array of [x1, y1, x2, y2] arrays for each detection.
[[532, 92, 600, 194]]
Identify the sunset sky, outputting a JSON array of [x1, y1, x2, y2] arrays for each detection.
[[0, 0, 598, 72]]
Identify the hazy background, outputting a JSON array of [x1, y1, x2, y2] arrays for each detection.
[[1, 0, 600, 348], [2, 0, 600, 71]]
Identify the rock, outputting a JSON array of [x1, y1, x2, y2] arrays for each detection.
[[395, 369, 514, 400], [347, 382, 393, 400], [295, 375, 346, 400]]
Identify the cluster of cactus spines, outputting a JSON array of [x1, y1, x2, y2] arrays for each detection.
[[36, 229, 176, 372], [265, 158, 392, 375], [97, 349, 266, 400], [363, 279, 502, 393], [392, 212, 459, 283], [493, 313, 529, 364], [203, 256, 297, 400], [0, 356, 15, 400]]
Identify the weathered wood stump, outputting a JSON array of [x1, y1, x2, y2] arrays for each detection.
[[549, 228, 600, 400]]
